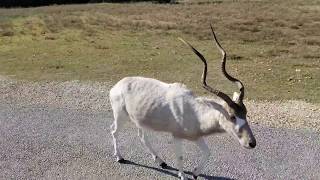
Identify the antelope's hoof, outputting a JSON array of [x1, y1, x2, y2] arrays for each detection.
[[117, 158, 126, 163], [160, 162, 168, 169], [192, 174, 198, 180]]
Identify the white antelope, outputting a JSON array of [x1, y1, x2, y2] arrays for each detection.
[[109, 25, 256, 180]]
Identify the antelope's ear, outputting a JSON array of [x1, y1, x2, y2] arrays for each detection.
[[233, 92, 240, 102]]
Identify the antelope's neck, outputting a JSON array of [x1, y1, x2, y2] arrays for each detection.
[[195, 98, 228, 136]]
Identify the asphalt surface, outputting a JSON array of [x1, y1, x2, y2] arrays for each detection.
[[0, 102, 319, 180]]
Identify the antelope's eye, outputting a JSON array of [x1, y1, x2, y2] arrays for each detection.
[[230, 116, 236, 122]]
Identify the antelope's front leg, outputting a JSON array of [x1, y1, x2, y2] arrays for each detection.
[[192, 137, 210, 179], [173, 137, 187, 180], [138, 128, 167, 168]]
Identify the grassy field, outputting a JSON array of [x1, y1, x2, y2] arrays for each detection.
[[0, 0, 319, 103]]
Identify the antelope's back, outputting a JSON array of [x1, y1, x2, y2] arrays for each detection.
[[109, 76, 194, 131]]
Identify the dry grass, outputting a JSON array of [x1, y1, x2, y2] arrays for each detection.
[[0, 0, 319, 103]]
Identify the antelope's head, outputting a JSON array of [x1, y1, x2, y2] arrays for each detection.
[[180, 25, 256, 149]]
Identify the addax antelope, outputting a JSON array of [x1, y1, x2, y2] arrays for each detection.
[[109, 25, 256, 180]]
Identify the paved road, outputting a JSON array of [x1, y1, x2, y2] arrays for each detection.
[[0, 102, 319, 180]]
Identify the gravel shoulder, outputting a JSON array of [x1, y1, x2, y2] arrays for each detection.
[[1, 75, 319, 132]]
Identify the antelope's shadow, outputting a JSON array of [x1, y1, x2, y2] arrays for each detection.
[[119, 159, 234, 180]]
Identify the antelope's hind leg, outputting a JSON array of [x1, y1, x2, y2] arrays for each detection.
[[138, 128, 168, 169], [110, 105, 128, 163]]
